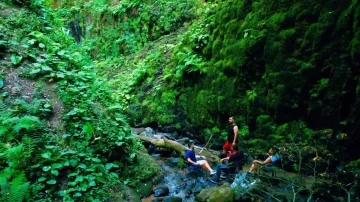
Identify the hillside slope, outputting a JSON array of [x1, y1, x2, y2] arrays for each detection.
[[0, 2, 160, 201]]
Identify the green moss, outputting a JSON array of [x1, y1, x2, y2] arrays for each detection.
[[350, 38, 360, 59], [251, 2, 260, 11], [211, 38, 223, 59], [279, 29, 296, 41], [267, 12, 287, 31]]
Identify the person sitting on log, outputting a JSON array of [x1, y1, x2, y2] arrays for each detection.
[[248, 147, 279, 173], [185, 142, 216, 175], [210, 144, 244, 184]]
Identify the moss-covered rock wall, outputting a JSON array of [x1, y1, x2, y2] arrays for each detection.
[[171, 0, 360, 151]]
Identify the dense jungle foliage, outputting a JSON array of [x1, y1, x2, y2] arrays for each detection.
[[0, 0, 360, 201]]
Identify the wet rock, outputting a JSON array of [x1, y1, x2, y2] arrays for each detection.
[[128, 181, 153, 198], [154, 186, 169, 197], [140, 127, 155, 137], [162, 124, 178, 133], [163, 196, 183, 202], [115, 186, 141, 202], [170, 157, 180, 164], [185, 171, 204, 179], [184, 189, 192, 198], [148, 144, 156, 154], [195, 183, 234, 202]]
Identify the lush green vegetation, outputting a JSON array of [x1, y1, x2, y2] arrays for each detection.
[[0, 1, 159, 201], [1, 0, 360, 201]]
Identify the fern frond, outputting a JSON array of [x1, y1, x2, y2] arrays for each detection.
[[0, 126, 9, 136], [13, 116, 40, 133], [0, 171, 30, 202], [0, 168, 13, 202], [21, 136, 35, 158], [0, 101, 14, 123], [2, 117, 19, 126], [13, 99, 30, 113], [5, 144, 24, 169], [0, 177, 10, 202], [9, 173, 30, 202]]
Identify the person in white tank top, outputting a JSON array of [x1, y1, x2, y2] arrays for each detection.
[[248, 147, 279, 173]]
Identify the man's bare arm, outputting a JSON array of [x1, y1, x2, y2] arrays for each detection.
[[233, 125, 238, 144]]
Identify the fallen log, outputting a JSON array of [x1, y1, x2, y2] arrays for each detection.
[[134, 134, 187, 154]]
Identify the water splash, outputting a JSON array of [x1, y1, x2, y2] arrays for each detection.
[[231, 172, 259, 189]]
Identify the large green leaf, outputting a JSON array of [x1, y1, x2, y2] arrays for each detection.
[[42, 166, 51, 172], [46, 179, 57, 184], [41, 152, 52, 159], [82, 122, 94, 141], [10, 54, 22, 65]]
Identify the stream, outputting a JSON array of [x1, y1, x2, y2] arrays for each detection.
[[134, 128, 318, 202], [142, 154, 221, 202]]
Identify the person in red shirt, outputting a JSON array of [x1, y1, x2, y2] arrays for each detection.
[[210, 145, 244, 184]]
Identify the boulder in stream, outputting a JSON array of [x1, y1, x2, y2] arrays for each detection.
[[153, 186, 170, 197], [163, 196, 183, 202], [195, 183, 234, 202]]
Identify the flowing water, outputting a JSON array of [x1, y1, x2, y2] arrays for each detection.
[[143, 156, 258, 202]]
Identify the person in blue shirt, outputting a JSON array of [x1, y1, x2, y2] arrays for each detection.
[[185, 142, 216, 175], [248, 147, 279, 173]]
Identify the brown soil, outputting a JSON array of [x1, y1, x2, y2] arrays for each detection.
[[1, 55, 65, 134]]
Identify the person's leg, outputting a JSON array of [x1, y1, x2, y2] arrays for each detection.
[[249, 162, 255, 172], [249, 162, 259, 173], [197, 160, 213, 172], [215, 164, 228, 181]]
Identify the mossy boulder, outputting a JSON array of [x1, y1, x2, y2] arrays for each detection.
[[126, 151, 163, 197], [195, 183, 234, 202]]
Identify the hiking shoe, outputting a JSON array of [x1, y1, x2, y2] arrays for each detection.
[[210, 170, 216, 176], [209, 177, 219, 184]]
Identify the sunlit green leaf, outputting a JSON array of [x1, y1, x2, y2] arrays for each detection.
[[105, 163, 113, 170], [79, 164, 87, 169], [42, 166, 51, 171], [89, 181, 96, 186], [82, 122, 94, 135], [115, 141, 124, 146], [57, 50, 65, 56], [52, 163, 63, 169], [28, 39, 36, 45], [47, 179, 57, 184], [51, 170, 59, 176], [30, 69, 41, 74], [10, 54, 22, 65], [75, 176, 84, 182], [91, 158, 101, 163], [73, 192, 82, 197], [69, 159, 78, 167], [42, 66, 53, 71], [41, 152, 52, 159]]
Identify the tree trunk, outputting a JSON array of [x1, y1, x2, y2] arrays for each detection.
[[134, 134, 187, 154]]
